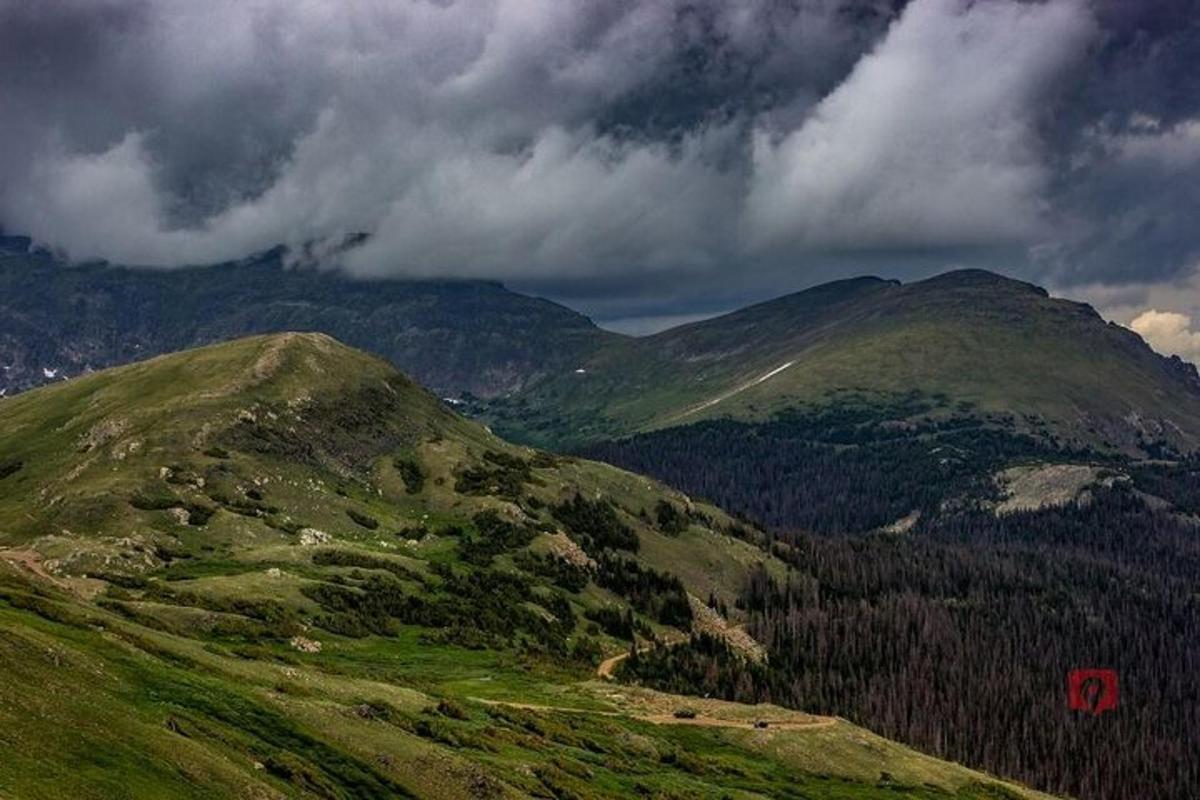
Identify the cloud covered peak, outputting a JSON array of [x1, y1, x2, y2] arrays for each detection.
[[1, 0, 1198, 314]]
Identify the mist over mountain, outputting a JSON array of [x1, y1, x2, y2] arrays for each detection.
[[0, 236, 612, 399], [4, 3, 1200, 798], [2, 1, 1199, 317]]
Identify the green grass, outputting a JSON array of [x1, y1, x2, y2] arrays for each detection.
[[486, 270, 1200, 454], [0, 333, 1058, 799]]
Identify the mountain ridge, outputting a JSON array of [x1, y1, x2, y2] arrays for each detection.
[[0, 241, 615, 399], [487, 269, 1200, 454], [6, 234, 1200, 457], [0, 332, 1056, 799]]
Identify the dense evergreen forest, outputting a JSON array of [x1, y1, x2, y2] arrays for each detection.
[[581, 404, 1102, 533], [591, 410, 1200, 799]]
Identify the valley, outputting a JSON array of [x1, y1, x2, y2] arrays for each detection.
[[4, 246, 1200, 798], [0, 333, 1052, 799]]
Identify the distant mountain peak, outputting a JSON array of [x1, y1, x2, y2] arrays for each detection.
[[0, 242, 613, 400], [491, 268, 1200, 455], [908, 268, 1048, 297]]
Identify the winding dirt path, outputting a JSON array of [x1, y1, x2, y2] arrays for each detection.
[[503, 631, 837, 733], [596, 631, 691, 680], [470, 697, 837, 731], [596, 650, 631, 680]]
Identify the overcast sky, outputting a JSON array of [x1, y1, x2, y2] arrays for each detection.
[[2, 0, 1199, 341]]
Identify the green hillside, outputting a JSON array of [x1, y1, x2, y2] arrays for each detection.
[[0, 333, 1052, 799], [488, 270, 1200, 453]]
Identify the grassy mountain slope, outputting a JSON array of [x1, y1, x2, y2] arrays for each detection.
[[0, 236, 613, 399], [489, 270, 1200, 453], [0, 333, 1051, 799]]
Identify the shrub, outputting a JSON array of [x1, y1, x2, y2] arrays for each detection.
[[513, 551, 589, 592], [654, 500, 688, 536], [457, 511, 538, 566], [184, 503, 216, 526], [311, 549, 424, 584], [584, 606, 635, 639], [394, 457, 425, 494], [454, 450, 535, 499], [346, 508, 379, 530], [436, 698, 468, 720], [595, 554, 691, 629], [552, 494, 638, 553], [129, 489, 181, 511]]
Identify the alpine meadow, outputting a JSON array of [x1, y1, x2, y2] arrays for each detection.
[[3, 2, 1200, 799]]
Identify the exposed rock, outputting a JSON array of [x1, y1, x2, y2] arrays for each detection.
[[880, 510, 920, 534], [76, 417, 129, 453], [994, 463, 1125, 515], [289, 636, 322, 653], [110, 439, 142, 460], [542, 531, 596, 569], [298, 528, 331, 546], [687, 595, 767, 663]]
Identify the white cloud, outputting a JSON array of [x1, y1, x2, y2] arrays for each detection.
[[1130, 309, 1200, 364], [0, 0, 757, 273], [0, 0, 1135, 301], [745, 0, 1096, 252], [1084, 116, 1200, 169]]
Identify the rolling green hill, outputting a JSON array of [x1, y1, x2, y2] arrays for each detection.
[[0, 333, 1052, 799], [488, 270, 1200, 454]]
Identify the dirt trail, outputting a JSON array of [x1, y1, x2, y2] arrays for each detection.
[[596, 650, 630, 680], [0, 549, 68, 589], [470, 697, 837, 731], [597, 632, 689, 680]]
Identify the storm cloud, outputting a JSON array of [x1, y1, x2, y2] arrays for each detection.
[[1, 0, 1198, 320]]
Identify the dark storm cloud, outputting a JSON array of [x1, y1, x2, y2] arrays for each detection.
[[0, 0, 1197, 318]]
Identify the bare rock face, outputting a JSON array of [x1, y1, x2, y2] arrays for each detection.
[[289, 636, 322, 653], [542, 531, 596, 569], [77, 417, 130, 453], [687, 595, 767, 664], [298, 528, 331, 546], [993, 463, 1125, 516]]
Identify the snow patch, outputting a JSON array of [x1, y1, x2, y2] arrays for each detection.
[[672, 360, 796, 421]]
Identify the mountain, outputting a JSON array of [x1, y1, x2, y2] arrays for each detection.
[[0, 235, 614, 399], [529, 275, 1200, 798], [0, 333, 1050, 799], [8, 235, 1196, 460], [488, 269, 1200, 454]]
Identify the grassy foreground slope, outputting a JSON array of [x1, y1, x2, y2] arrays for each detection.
[[490, 270, 1200, 453], [0, 333, 1051, 799]]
